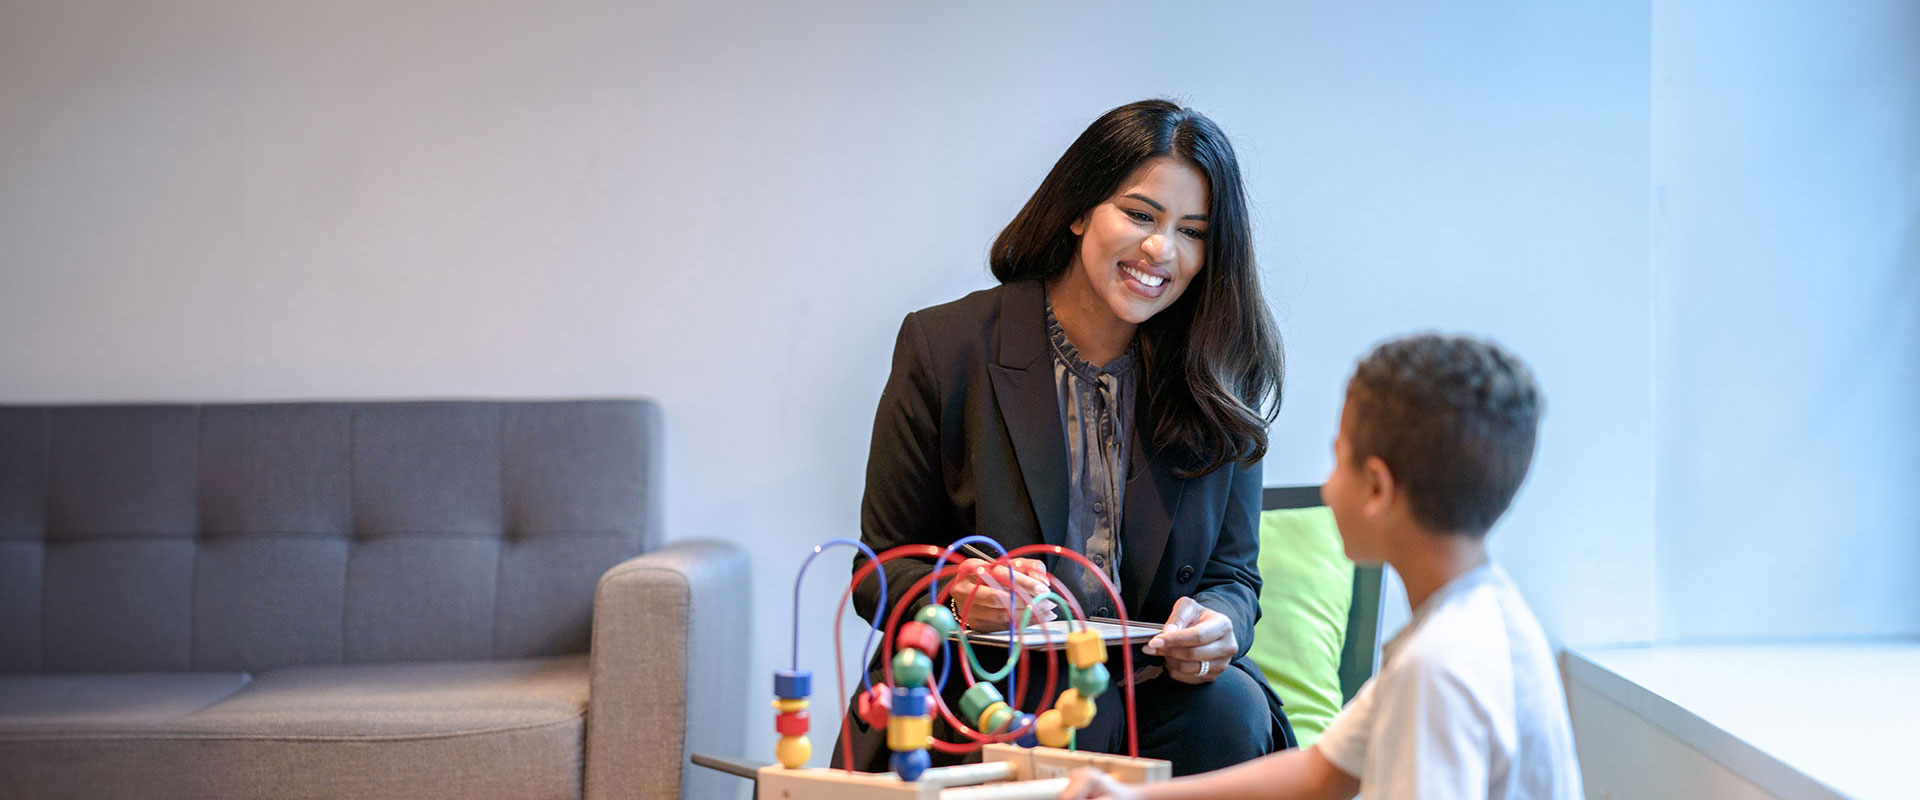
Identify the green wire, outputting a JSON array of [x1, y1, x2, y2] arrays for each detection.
[[957, 590, 1079, 684]]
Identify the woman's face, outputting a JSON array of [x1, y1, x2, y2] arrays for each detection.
[[1067, 156, 1212, 325]]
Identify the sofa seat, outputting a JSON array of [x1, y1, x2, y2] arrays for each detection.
[[0, 655, 589, 800]]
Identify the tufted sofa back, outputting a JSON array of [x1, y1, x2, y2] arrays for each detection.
[[0, 400, 657, 674]]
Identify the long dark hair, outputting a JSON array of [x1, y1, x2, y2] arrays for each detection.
[[991, 99, 1284, 477]]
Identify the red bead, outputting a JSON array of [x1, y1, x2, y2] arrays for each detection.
[[857, 683, 892, 728], [897, 621, 940, 657], [776, 710, 810, 736]]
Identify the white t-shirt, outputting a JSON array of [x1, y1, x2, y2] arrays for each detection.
[[1315, 563, 1583, 800]]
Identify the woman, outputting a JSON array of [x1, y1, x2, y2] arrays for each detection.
[[839, 99, 1289, 776]]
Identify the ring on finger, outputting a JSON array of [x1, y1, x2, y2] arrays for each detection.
[[1196, 661, 1210, 677]]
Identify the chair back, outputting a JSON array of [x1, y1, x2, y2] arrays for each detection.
[[1261, 485, 1383, 704]]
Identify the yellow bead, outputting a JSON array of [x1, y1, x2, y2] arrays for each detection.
[[776, 735, 811, 768], [1065, 630, 1105, 669], [975, 700, 1010, 732], [1035, 708, 1073, 748], [772, 697, 809, 713], [1056, 689, 1097, 728], [887, 714, 933, 751]]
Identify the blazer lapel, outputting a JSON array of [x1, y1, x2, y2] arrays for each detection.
[[986, 281, 1070, 550], [1119, 411, 1184, 615]]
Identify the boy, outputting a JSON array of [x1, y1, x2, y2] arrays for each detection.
[[1062, 334, 1583, 799]]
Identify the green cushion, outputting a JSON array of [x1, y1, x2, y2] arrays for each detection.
[[1249, 506, 1353, 747]]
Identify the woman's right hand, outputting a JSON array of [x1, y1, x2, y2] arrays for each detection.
[[948, 557, 1056, 631]]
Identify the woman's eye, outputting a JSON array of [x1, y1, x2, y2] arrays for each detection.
[[1125, 210, 1153, 223], [1182, 227, 1209, 240]]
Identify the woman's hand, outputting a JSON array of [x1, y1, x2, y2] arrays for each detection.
[[948, 557, 1055, 631], [1142, 596, 1235, 684], [1058, 767, 1140, 799]]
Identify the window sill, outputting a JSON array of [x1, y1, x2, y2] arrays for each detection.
[[1564, 640, 1920, 800]]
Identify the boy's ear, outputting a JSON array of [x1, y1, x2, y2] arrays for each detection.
[[1362, 455, 1395, 518]]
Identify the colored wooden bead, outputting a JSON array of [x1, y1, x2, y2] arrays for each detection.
[[1035, 708, 1072, 748], [857, 684, 892, 728], [981, 703, 1017, 735], [890, 686, 930, 717], [1065, 630, 1105, 669], [897, 621, 940, 657], [959, 682, 1005, 725], [1071, 661, 1110, 699], [890, 748, 931, 782], [775, 709, 810, 736], [776, 735, 810, 769], [1010, 712, 1039, 748], [772, 697, 809, 714], [1056, 689, 1096, 728], [974, 700, 1009, 732], [774, 669, 812, 700], [887, 714, 932, 751], [892, 648, 932, 687], [914, 603, 959, 639]]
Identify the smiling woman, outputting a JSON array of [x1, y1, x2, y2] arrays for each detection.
[[839, 100, 1291, 777]]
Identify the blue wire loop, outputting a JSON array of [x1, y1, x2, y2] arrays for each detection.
[[792, 538, 887, 691]]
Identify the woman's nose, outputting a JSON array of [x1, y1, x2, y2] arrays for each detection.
[[1142, 233, 1171, 262]]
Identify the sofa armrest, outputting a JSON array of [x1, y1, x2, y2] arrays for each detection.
[[586, 540, 750, 800]]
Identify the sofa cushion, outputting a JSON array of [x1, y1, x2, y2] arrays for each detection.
[[0, 655, 589, 800], [0, 400, 657, 675], [0, 672, 251, 733]]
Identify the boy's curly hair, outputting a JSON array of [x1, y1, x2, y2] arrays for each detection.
[[1346, 334, 1543, 537]]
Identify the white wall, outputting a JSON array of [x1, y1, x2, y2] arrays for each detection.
[[0, 0, 1658, 767], [1651, 0, 1920, 640]]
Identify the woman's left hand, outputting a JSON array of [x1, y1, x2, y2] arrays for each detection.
[[1141, 596, 1235, 684]]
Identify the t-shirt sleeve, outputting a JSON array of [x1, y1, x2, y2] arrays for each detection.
[[1312, 676, 1373, 779], [1361, 652, 1494, 800]]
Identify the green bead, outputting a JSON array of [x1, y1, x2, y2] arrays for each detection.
[[914, 603, 959, 640], [982, 704, 1017, 734], [893, 648, 932, 687], [1071, 662, 1109, 699], [959, 682, 1005, 725]]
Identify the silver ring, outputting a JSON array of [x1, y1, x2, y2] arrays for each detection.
[[1196, 661, 1210, 677]]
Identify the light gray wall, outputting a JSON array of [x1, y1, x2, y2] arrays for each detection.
[[1651, 0, 1920, 640], [4, 0, 1823, 767]]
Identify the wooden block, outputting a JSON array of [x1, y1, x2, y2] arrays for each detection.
[[979, 744, 1170, 784], [755, 765, 941, 800]]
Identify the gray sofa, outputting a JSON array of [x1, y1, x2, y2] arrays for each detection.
[[0, 400, 747, 800]]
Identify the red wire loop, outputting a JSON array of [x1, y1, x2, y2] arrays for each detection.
[[829, 541, 1142, 771]]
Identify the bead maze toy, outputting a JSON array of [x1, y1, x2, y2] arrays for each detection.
[[733, 535, 1170, 799]]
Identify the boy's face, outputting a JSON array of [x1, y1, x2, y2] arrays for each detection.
[[1323, 402, 1388, 565]]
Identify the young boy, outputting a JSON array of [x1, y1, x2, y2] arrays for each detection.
[[1062, 334, 1583, 799]]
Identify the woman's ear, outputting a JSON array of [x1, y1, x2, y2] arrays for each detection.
[[1070, 212, 1089, 237]]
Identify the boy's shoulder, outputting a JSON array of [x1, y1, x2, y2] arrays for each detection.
[[1383, 565, 1556, 696]]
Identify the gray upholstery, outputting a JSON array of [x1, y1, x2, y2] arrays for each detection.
[[0, 400, 746, 800]]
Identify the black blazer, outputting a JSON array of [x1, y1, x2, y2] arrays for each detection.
[[841, 280, 1285, 767]]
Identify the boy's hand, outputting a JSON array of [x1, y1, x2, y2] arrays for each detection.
[[949, 558, 1056, 631], [1141, 596, 1235, 684], [1058, 767, 1138, 799]]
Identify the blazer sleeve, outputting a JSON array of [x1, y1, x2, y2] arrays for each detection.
[[852, 311, 958, 625], [1194, 458, 1264, 662]]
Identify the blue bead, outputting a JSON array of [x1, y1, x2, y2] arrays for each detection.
[[774, 669, 812, 700], [890, 748, 931, 781], [1011, 712, 1039, 748], [890, 686, 930, 717]]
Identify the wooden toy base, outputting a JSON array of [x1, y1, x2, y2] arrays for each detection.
[[756, 744, 1169, 800]]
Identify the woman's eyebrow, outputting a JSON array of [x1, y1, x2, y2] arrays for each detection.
[[1122, 193, 1208, 221]]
